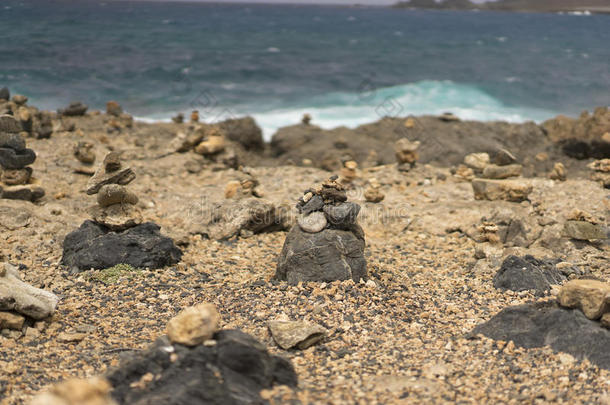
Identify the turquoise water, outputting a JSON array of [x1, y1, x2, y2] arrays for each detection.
[[1, 0, 609, 137]]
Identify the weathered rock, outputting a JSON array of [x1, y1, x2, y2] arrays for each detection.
[[490, 148, 517, 166], [299, 194, 324, 215], [12, 94, 27, 106], [74, 141, 96, 164], [472, 179, 532, 202], [0, 87, 8, 101], [276, 225, 367, 284], [60, 101, 88, 117], [0, 114, 22, 133], [1, 167, 32, 185], [394, 138, 420, 165], [549, 162, 567, 181], [106, 329, 297, 405], [30, 377, 117, 405], [89, 203, 143, 231], [195, 135, 225, 155], [61, 221, 183, 271], [0, 311, 25, 330], [481, 164, 522, 179], [319, 186, 347, 203], [96, 184, 138, 208], [364, 186, 385, 203], [0, 263, 59, 319], [324, 202, 360, 229], [464, 153, 490, 171], [0, 147, 36, 169], [106, 101, 123, 117], [219, 116, 264, 150], [492, 255, 573, 296], [563, 220, 607, 241], [167, 303, 221, 346], [0, 184, 45, 202], [0, 205, 31, 230], [470, 301, 610, 370], [297, 211, 327, 233], [557, 279, 610, 320], [588, 159, 610, 188], [0, 132, 26, 152], [86, 154, 136, 195], [268, 320, 327, 350]]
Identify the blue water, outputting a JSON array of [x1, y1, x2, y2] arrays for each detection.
[[1, 0, 609, 138]]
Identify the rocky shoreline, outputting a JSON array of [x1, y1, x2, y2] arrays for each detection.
[[0, 88, 608, 404]]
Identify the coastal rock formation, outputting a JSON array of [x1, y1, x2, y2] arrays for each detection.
[[62, 153, 182, 270], [276, 176, 367, 284], [0, 115, 45, 201], [106, 329, 297, 405]]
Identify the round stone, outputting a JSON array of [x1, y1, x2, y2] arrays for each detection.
[[298, 211, 327, 233]]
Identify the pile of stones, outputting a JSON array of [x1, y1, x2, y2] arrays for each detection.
[[61, 152, 182, 271], [105, 101, 133, 133], [588, 158, 610, 188], [1, 88, 53, 139], [394, 138, 420, 172], [172, 124, 238, 170], [224, 167, 264, 199], [0, 115, 45, 202], [276, 175, 367, 284], [73, 140, 96, 174], [364, 177, 384, 203]]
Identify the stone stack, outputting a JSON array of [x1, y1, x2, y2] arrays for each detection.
[[73, 140, 96, 175], [224, 168, 264, 199], [394, 138, 420, 172], [588, 159, 610, 188], [275, 175, 367, 284], [86, 152, 142, 231], [172, 124, 238, 170], [0, 90, 53, 139], [339, 160, 358, 184], [0, 115, 45, 202], [364, 177, 384, 203]]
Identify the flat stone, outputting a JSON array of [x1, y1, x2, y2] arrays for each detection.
[[557, 279, 610, 320], [195, 136, 225, 155], [167, 303, 221, 346], [563, 220, 607, 241], [1, 167, 32, 185], [319, 186, 347, 203], [89, 203, 143, 231], [57, 331, 88, 343], [61, 221, 183, 271], [0, 263, 59, 319], [0, 184, 45, 202], [472, 179, 532, 202], [0, 205, 31, 230], [0, 311, 25, 330], [60, 101, 88, 116], [96, 184, 139, 207], [323, 202, 361, 229], [491, 148, 517, 166], [268, 320, 327, 350], [0, 87, 8, 101], [482, 164, 523, 179], [464, 153, 490, 170], [86, 160, 136, 195], [297, 211, 327, 233], [0, 147, 36, 169], [299, 194, 324, 215]]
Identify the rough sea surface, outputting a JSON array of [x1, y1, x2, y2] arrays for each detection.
[[1, 0, 609, 137]]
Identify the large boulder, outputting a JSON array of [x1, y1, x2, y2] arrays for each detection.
[[61, 221, 183, 271], [470, 301, 610, 370], [106, 329, 297, 405], [219, 116, 264, 150]]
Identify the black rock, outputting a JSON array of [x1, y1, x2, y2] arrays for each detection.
[[0, 185, 45, 202], [300, 194, 324, 215], [219, 116, 264, 150], [0, 87, 8, 101], [324, 202, 360, 229], [0, 147, 36, 169], [470, 301, 610, 370], [0, 133, 26, 152], [276, 224, 367, 284], [493, 255, 574, 296], [319, 187, 347, 203], [59, 101, 88, 117], [107, 329, 297, 405], [61, 220, 183, 271]]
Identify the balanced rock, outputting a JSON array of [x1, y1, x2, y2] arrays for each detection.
[[549, 162, 567, 181], [167, 303, 221, 346], [482, 164, 522, 179], [364, 178, 384, 203], [0, 114, 22, 135], [0, 184, 45, 202], [195, 134, 225, 155], [89, 202, 142, 231], [96, 184, 138, 208], [268, 319, 327, 350], [588, 159, 610, 188], [298, 211, 327, 233], [60, 101, 88, 116], [1, 167, 32, 185], [0, 263, 59, 320], [86, 152, 135, 195], [472, 179, 532, 202], [74, 141, 96, 164], [395, 138, 420, 166], [491, 148, 517, 166], [0, 147, 36, 169], [12, 94, 28, 106], [557, 279, 610, 320], [464, 153, 490, 171]]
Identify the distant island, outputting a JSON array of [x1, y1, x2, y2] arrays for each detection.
[[392, 0, 610, 14]]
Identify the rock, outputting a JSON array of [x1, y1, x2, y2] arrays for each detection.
[[57, 331, 88, 343], [0, 311, 25, 330], [492, 255, 571, 296], [96, 184, 139, 208], [89, 203, 143, 231], [30, 377, 117, 405], [195, 135, 225, 155], [0, 263, 59, 319], [299, 194, 324, 215], [588, 159, 610, 188], [302, 114, 312, 125], [364, 186, 385, 203], [439, 112, 460, 122], [190, 110, 199, 123], [106, 101, 123, 117], [491, 148, 517, 166], [166, 303, 221, 346], [340, 160, 358, 183], [219, 116, 264, 150], [470, 301, 610, 370], [11, 94, 27, 106], [549, 162, 567, 181], [86, 154, 136, 195], [557, 279, 610, 320], [0, 132, 26, 152], [276, 225, 367, 284], [481, 164, 522, 179], [61, 221, 183, 271], [0, 205, 31, 230], [0, 184, 45, 202], [0, 114, 22, 134], [297, 211, 327, 233], [464, 153, 490, 171], [0, 87, 8, 101], [74, 141, 95, 164], [323, 202, 360, 229], [395, 138, 420, 165], [106, 329, 297, 405], [320, 186, 347, 203], [60, 101, 88, 117], [268, 320, 327, 350], [1, 167, 32, 185], [602, 313, 610, 329], [171, 113, 184, 124], [0, 147, 36, 169], [563, 220, 607, 241], [472, 179, 532, 202]]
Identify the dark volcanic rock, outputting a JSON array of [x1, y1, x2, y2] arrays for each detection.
[[107, 329, 297, 405], [59, 101, 88, 117], [324, 202, 360, 229], [492, 255, 575, 296], [0, 147, 36, 169], [0, 133, 26, 152], [219, 116, 264, 150], [471, 301, 610, 370], [61, 220, 182, 271], [299, 194, 324, 215], [276, 225, 367, 284]]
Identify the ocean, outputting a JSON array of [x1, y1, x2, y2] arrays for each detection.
[[1, 0, 609, 138]]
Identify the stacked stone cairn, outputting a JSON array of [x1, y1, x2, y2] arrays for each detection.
[[275, 175, 367, 284], [173, 124, 238, 170], [588, 158, 610, 188], [394, 138, 420, 172], [364, 177, 385, 203], [1, 88, 53, 139], [0, 115, 45, 201]]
